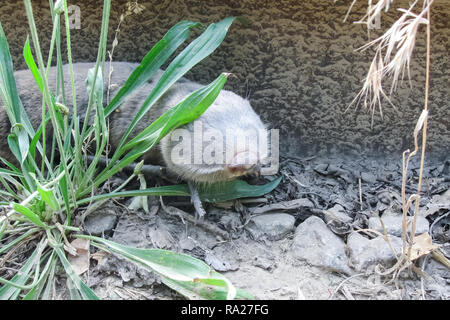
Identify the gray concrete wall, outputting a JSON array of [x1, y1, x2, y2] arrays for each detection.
[[1, 0, 448, 160]]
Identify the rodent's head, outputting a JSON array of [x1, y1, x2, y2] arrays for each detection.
[[160, 91, 269, 184]]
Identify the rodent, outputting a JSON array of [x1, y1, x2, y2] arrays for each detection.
[[0, 62, 268, 184]]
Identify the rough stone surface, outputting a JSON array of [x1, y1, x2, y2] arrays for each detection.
[[84, 212, 117, 236], [245, 213, 295, 241], [347, 232, 403, 272], [0, 0, 448, 161], [368, 216, 430, 237], [292, 216, 352, 275], [324, 204, 352, 224]]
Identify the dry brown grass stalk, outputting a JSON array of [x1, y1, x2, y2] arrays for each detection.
[[107, 1, 145, 104], [341, 0, 449, 286], [343, 0, 432, 125]]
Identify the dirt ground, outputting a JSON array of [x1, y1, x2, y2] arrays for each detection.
[[0, 0, 448, 301], [74, 154, 449, 300]]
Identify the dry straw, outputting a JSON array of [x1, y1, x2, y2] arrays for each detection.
[[339, 0, 449, 290], [345, 0, 432, 126]]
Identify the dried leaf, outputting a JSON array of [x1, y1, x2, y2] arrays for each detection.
[[409, 232, 439, 261], [91, 250, 109, 266], [68, 238, 90, 275]]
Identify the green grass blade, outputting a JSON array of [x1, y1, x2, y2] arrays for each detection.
[[54, 247, 99, 300], [0, 241, 43, 299], [0, 23, 36, 142], [0, 228, 39, 255], [7, 133, 22, 163], [93, 73, 228, 188], [0, 22, 24, 124], [40, 251, 57, 300], [0, 167, 22, 178], [77, 185, 190, 206], [23, 37, 44, 92], [11, 203, 47, 228], [22, 250, 55, 300], [37, 184, 61, 212], [114, 17, 235, 152], [58, 166, 71, 225], [105, 20, 201, 116]]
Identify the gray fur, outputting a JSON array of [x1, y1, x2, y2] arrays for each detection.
[[0, 62, 267, 183]]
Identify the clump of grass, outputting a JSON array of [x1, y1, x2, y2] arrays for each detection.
[[341, 0, 449, 286], [0, 0, 278, 300]]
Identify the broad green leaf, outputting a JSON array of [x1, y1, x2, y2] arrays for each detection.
[[86, 66, 104, 152], [11, 203, 47, 228], [198, 177, 282, 203], [84, 236, 240, 300], [162, 273, 254, 300], [80, 177, 281, 207], [86, 66, 103, 104], [86, 236, 216, 281], [7, 134, 22, 163], [105, 20, 201, 116], [16, 125, 30, 164], [126, 74, 229, 149]]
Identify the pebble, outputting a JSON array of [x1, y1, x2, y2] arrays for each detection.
[[347, 232, 403, 272], [368, 216, 429, 237], [84, 212, 117, 236], [245, 213, 295, 241], [324, 204, 352, 224], [291, 216, 352, 275]]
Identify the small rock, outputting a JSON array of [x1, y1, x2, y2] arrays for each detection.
[[84, 212, 117, 236], [252, 255, 276, 271], [245, 213, 295, 241], [324, 204, 352, 224], [179, 236, 196, 251], [147, 224, 174, 249], [368, 216, 429, 237], [205, 252, 237, 272], [291, 216, 352, 275], [219, 213, 242, 232], [361, 172, 377, 184], [324, 204, 353, 235], [347, 232, 403, 272]]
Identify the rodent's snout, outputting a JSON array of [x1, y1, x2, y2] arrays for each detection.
[[226, 151, 261, 178]]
